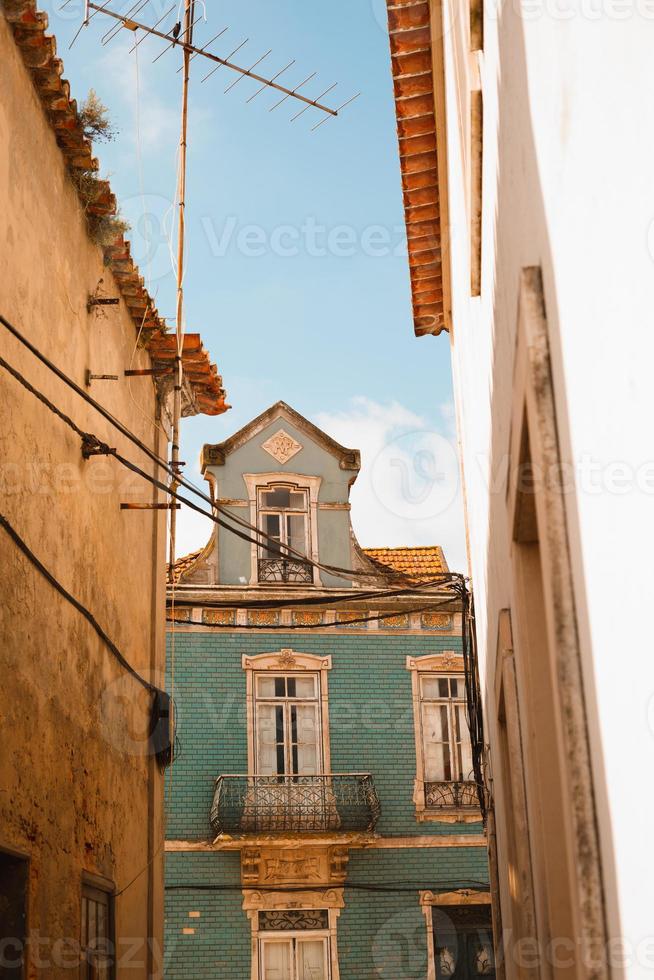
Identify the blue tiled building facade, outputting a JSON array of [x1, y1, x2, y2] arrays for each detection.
[[165, 403, 492, 980]]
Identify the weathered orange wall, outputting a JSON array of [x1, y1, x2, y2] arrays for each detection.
[[0, 12, 166, 977]]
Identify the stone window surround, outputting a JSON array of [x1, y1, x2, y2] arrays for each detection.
[[242, 651, 333, 776], [419, 889, 492, 980], [406, 653, 480, 823], [243, 888, 343, 980], [243, 472, 323, 587]]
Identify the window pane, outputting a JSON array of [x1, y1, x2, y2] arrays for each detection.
[[257, 676, 277, 698], [295, 704, 320, 775], [422, 703, 452, 780], [297, 939, 327, 980], [294, 676, 317, 700], [263, 940, 292, 980], [289, 492, 306, 510], [262, 514, 283, 558], [456, 704, 474, 779], [420, 676, 442, 699], [286, 515, 307, 556], [450, 677, 466, 699], [262, 488, 292, 509], [256, 704, 278, 775]]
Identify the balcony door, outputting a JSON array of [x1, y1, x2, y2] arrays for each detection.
[[254, 674, 321, 778]]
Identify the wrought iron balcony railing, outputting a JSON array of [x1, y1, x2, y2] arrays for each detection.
[[211, 774, 381, 835], [257, 558, 313, 583], [424, 780, 480, 809]]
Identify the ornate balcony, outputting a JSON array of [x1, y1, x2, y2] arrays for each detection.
[[424, 780, 480, 810], [257, 558, 313, 584], [211, 774, 381, 836]]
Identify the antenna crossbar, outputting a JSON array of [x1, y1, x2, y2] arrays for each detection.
[[86, 2, 339, 117]]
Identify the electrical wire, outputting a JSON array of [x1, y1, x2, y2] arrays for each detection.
[[164, 880, 490, 895], [0, 310, 409, 584], [0, 345, 463, 625]]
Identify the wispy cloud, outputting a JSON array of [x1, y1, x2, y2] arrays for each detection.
[[314, 397, 466, 571]]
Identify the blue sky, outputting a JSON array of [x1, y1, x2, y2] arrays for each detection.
[[44, 0, 465, 568]]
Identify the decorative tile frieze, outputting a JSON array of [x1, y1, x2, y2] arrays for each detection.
[[202, 608, 236, 626], [336, 612, 366, 629], [167, 608, 191, 622], [292, 610, 323, 627], [247, 609, 280, 627], [261, 429, 302, 465], [381, 612, 410, 629], [420, 612, 453, 631]]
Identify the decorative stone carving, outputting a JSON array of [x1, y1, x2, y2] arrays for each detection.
[[240, 846, 350, 887], [261, 429, 302, 465], [242, 848, 262, 885], [328, 847, 349, 883], [277, 649, 297, 668], [263, 856, 321, 882]]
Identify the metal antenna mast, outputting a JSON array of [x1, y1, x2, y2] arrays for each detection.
[[72, 0, 360, 562], [168, 0, 193, 570]]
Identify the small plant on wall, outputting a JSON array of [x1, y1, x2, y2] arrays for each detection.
[[72, 89, 130, 246]]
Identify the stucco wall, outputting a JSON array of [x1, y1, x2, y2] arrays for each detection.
[[0, 12, 166, 975], [436, 0, 654, 973], [206, 416, 357, 588]]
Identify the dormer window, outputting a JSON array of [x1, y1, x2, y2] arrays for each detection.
[[257, 484, 313, 584]]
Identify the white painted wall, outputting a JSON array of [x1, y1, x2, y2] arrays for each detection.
[[440, 2, 654, 974]]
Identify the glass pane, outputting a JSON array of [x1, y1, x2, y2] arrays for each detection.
[[297, 939, 327, 980], [295, 704, 320, 775], [420, 676, 442, 699], [275, 677, 286, 698], [256, 704, 278, 775], [263, 941, 292, 980], [289, 491, 306, 510], [422, 703, 452, 780], [263, 514, 283, 558], [287, 515, 307, 555], [87, 900, 97, 943], [81, 896, 88, 949], [257, 676, 278, 698], [421, 676, 453, 700], [262, 488, 292, 509], [450, 677, 466, 698], [294, 676, 317, 700], [456, 704, 474, 779]]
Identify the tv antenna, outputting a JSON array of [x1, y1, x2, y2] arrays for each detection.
[[69, 0, 360, 567]]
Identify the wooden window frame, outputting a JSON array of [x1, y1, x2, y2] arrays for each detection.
[[243, 652, 332, 777], [243, 889, 342, 980], [243, 473, 322, 586], [406, 653, 479, 823], [253, 672, 322, 777], [420, 890, 493, 980], [80, 876, 115, 980]]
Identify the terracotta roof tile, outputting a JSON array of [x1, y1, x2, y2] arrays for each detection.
[[363, 545, 449, 582], [168, 548, 203, 585], [385, 0, 446, 337], [3, 0, 229, 417]]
